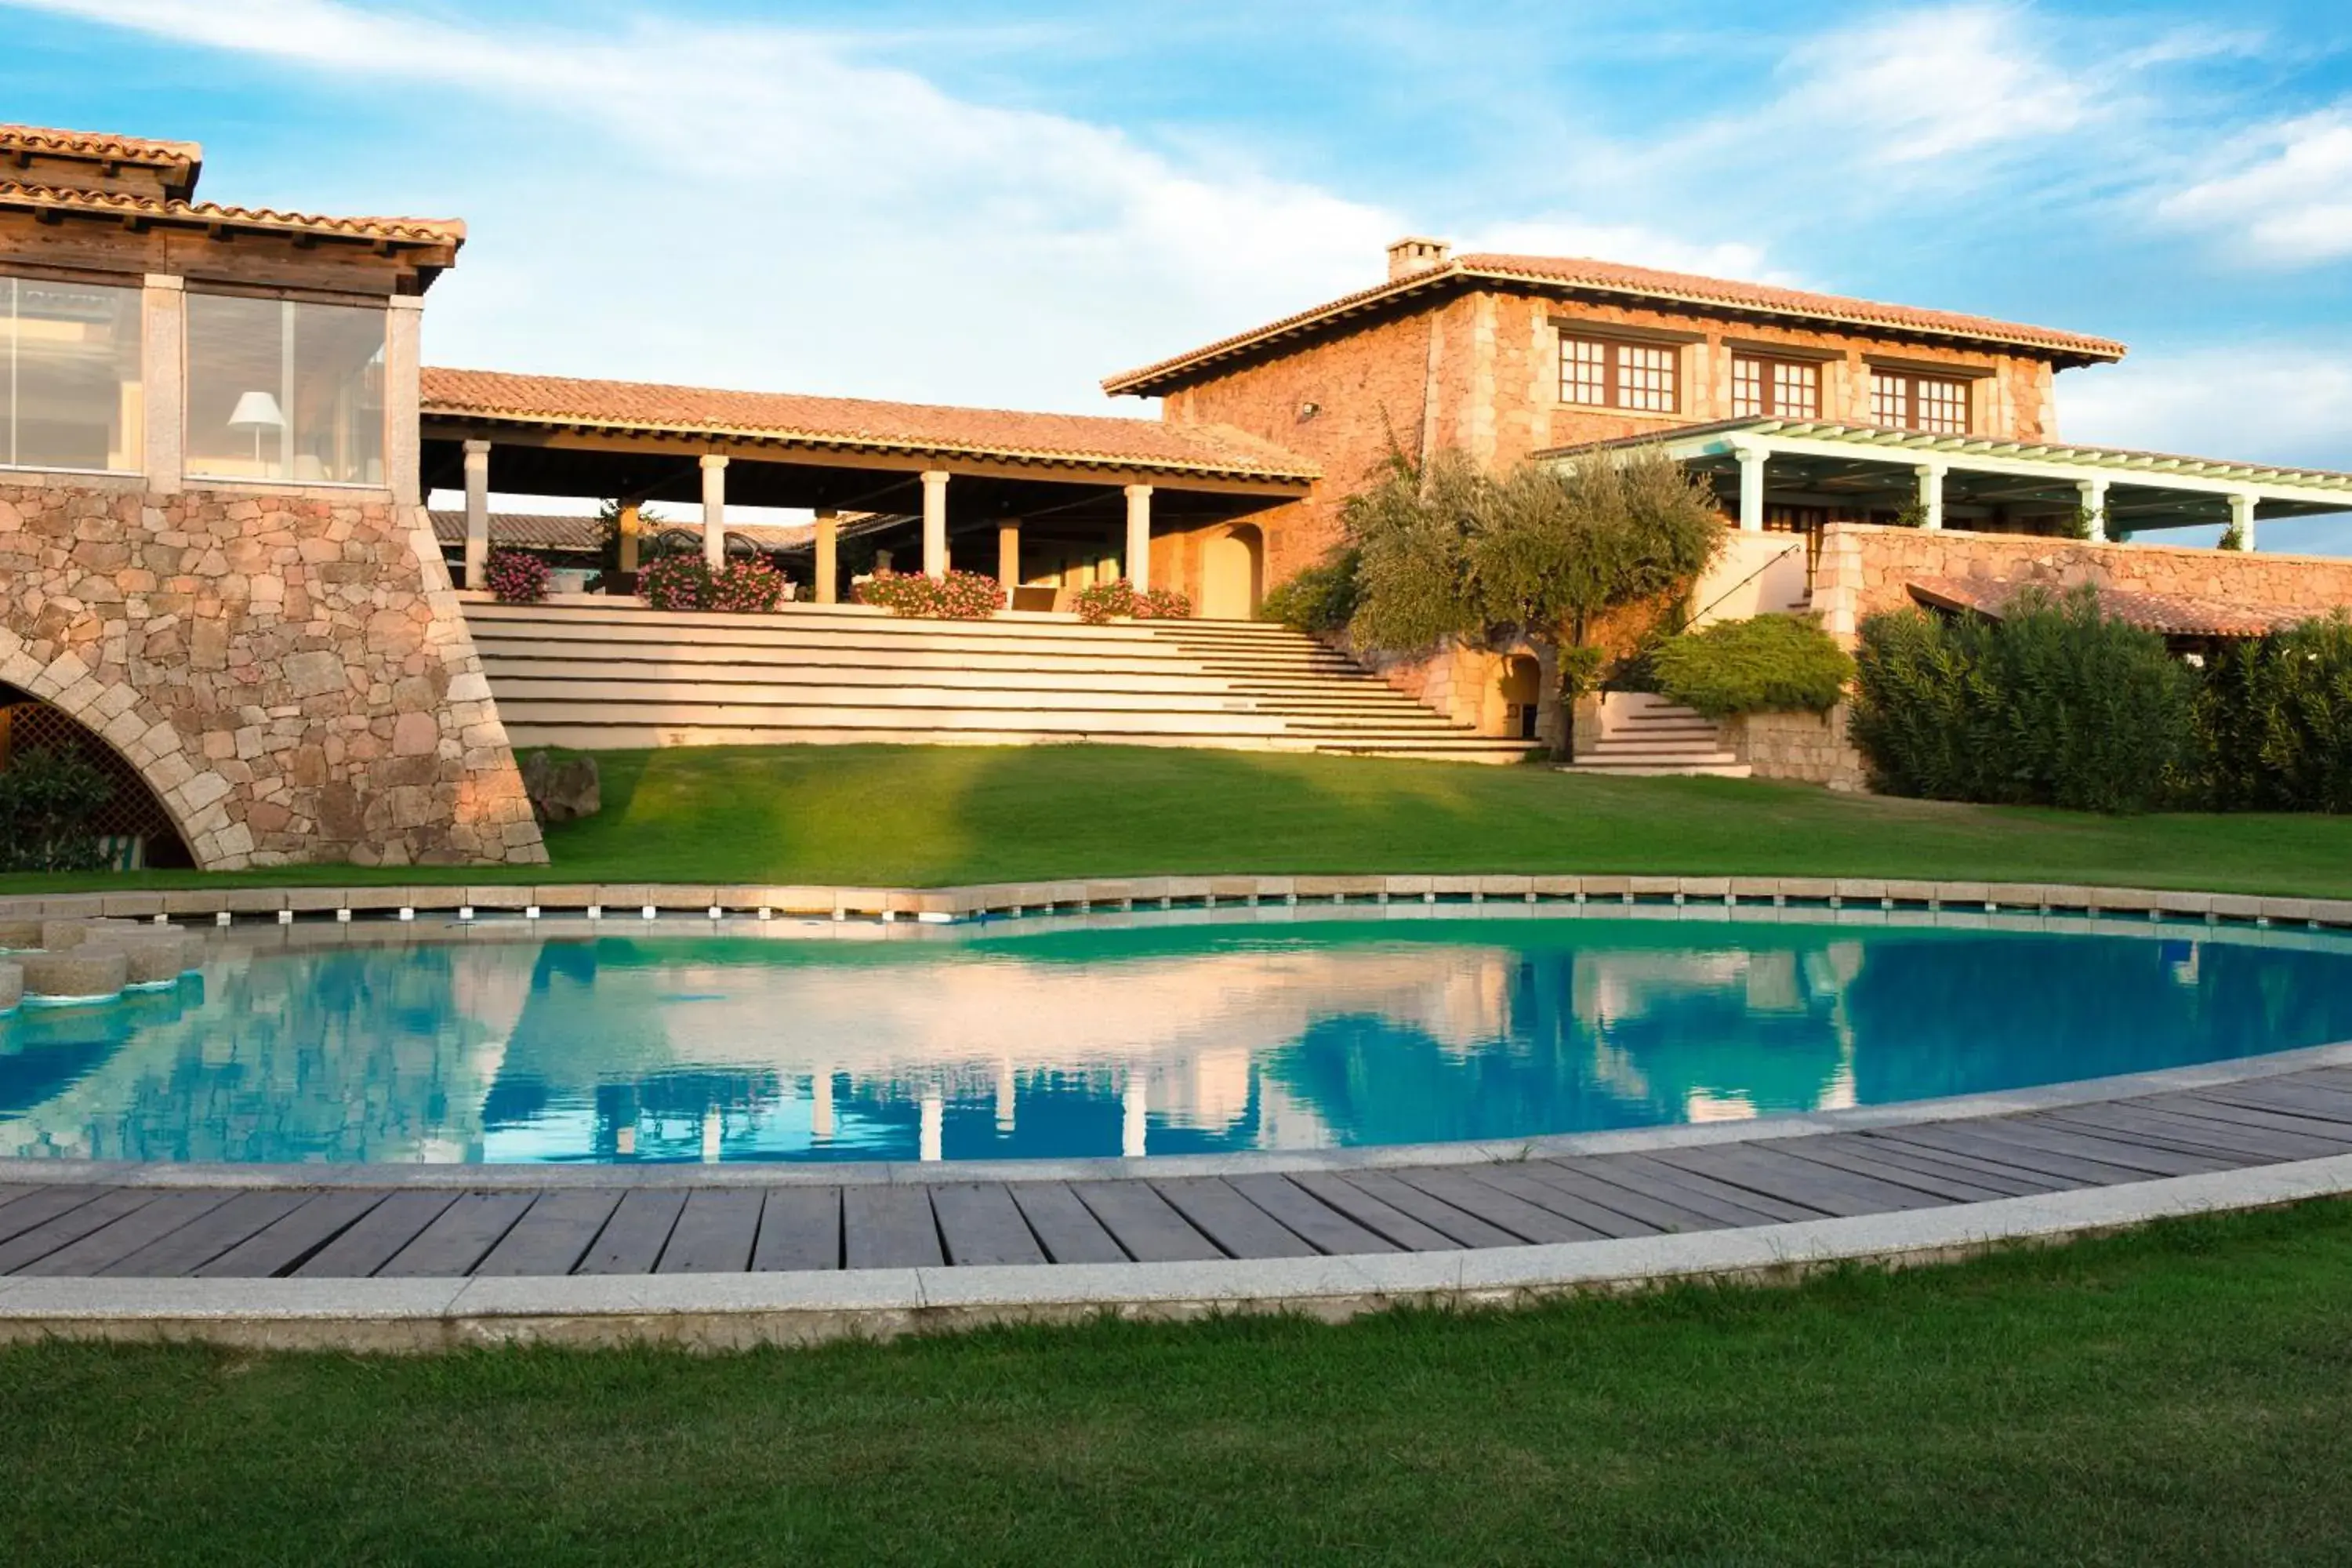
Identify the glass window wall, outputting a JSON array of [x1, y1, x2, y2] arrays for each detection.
[[185, 293, 385, 485], [0, 274, 143, 473]]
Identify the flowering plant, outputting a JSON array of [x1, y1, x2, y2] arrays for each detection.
[[637, 554, 713, 612], [1073, 579, 1192, 624], [485, 550, 550, 604], [855, 568, 1004, 619], [709, 557, 786, 614]]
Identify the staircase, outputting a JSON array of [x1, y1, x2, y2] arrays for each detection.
[[462, 601, 1537, 764], [1564, 691, 1750, 777]]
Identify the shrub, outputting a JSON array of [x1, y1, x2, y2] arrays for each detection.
[[1138, 587, 1192, 619], [856, 568, 1004, 619], [2196, 612, 2352, 813], [637, 554, 713, 611], [0, 746, 115, 872], [1648, 614, 1854, 718], [1849, 586, 2195, 813], [485, 550, 550, 604], [1071, 579, 1189, 624], [708, 557, 786, 614], [1261, 550, 1360, 634]]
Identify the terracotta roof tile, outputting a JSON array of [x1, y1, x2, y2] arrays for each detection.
[[0, 124, 201, 176], [1104, 253, 2125, 395], [1907, 576, 2313, 638], [0, 179, 463, 246], [420, 367, 1317, 482]]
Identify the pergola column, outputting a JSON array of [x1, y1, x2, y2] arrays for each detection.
[[814, 508, 840, 603], [139, 274, 184, 494], [2229, 490, 2259, 551], [700, 453, 729, 570], [997, 517, 1022, 595], [617, 502, 642, 575], [1915, 462, 1947, 532], [2076, 477, 2109, 544], [920, 469, 950, 579], [461, 439, 492, 590], [1733, 443, 1766, 533], [1124, 484, 1154, 591]]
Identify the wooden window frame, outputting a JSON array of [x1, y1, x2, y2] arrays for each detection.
[[1558, 332, 1680, 415], [1731, 354, 1822, 419], [1871, 368, 1972, 434]]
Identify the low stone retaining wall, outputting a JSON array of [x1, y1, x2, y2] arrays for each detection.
[[1729, 705, 1867, 789]]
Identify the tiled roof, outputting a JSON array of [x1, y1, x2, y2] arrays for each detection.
[[427, 510, 816, 553], [0, 124, 201, 191], [1907, 576, 2314, 638], [1104, 254, 2126, 395], [0, 179, 464, 246], [420, 367, 1318, 483]]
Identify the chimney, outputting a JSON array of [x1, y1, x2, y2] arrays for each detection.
[[1386, 236, 1451, 281]]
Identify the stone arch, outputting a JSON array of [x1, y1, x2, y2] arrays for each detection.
[[1200, 522, 1265, 620], [0, 666, 199, 869]]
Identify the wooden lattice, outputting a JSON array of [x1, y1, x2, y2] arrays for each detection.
[[0, 688, 194, 866]]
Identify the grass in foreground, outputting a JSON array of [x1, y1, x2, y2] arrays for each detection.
[[8, 1200, 2352, 1565], [12, 742, 2352, 898]]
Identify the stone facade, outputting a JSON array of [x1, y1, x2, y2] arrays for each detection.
[[1340, 633, 1562, 748], [0, 477, 545, 869], [1729, 705, 1867, 790], [1813, 524, 2352, 639]]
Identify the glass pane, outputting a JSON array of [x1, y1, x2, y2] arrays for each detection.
[[1, 274, 143, 473], [1732, 356, 1764, 417], [1870, 372, 1907, 426], [1773, 361, 1820, 419], [1617, 343, 1675, 413], [1917, 376, 1968, 434], [1561, 336, 1607, 405], [186, 294, 386, 485]]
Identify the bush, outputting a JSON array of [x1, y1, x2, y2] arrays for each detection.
[[485, 550, 550, 604], [856, 568, 1004, 619], [2196, 613, 2352, 812], [1261, 550, 1360, 634], [708, 557, 786, 614], [1849, 587, 2195, 813], [1649, 614, 1854, 718], [0, 746, 115, 872], [1072, 579, 1190, 625], [637, 555, 713, 611]]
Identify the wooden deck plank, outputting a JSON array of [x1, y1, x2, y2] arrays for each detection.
[[752, 1188, 843, 1272], [101, 1191, 312, 1277], [931, 1183, 1049, 1267], [2040, 1103, 2339, 1164], [197, 1192, 392, 1278], [0, 1185, 114, 1248], [657, 1189, 768, 1274], [1994, 1116, 2238, 1177], [0, 1185, 38, 1214], [1151, 1177, 1318, 1259], [471, 1190, 623, 1277], [843, 1185, 945, 1269], [1006, 1182, 1129, 1264], [1864, 1123, 2151, 1186], [1657, 1145, 1947, 1218], [1286, 1171, 1468, 1251], [16, 1191, 234, 1277], [1391, 1168, 1603, 1244], [575, 1189, 688, 1276], [2147, 1092, 2352, 1145], [1818, 1132, 2071, 1194], [294, 1191, 463, 1278], [1519, 1162, 1739, 1233], [1591, 1153, 1822, 1223], [1069, 1181, 1223, 1262], [1327, 1171, 1526, 1248], [2207, 1076, 2352, 1122], [1224, 1173, 1400, 1256], [1461, 1165, 1661, 1238], [377, 1192, 535, 1278], [1566, 1156, 1795, 1226], [1754, 1138, 2020, 1203]]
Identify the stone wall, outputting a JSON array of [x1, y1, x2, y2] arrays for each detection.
[[1813, 523, 2352, 638], [1730, 705, 1867, 790], [1338, 633, 1562, 748], [0, 477, 545, 869]]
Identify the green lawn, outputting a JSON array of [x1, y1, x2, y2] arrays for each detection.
[[9, 742, 2352, 897], [7, 1200, 2352, 1565]]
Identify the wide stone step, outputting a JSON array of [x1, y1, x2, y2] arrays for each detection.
[[494, 701, 1295, 736]]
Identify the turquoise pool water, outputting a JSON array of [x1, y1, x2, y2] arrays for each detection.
[[4, 915, 2351, 1166]]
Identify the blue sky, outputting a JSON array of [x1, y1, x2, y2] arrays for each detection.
[[9, 1, 2352, 548]]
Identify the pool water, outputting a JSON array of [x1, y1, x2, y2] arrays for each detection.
[[4, 915, 2351, 1166]]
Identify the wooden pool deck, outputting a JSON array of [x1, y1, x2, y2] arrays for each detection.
[[9, 1063, 2352, 1283]]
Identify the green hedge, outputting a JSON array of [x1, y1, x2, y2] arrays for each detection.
[[2197, 613, 2352, 813], [1648, 613, 1853, 718], [1260, 550, 1360, 635]]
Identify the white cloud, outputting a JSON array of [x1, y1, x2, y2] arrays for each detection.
[[2059, 347, 2352, 466], [1777, 4, 2089, 165], [2158, 111, 2352, 264], [1459, 220, 1794, 285]]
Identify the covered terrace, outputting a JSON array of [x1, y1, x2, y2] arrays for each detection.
[[418, 368, 1316, 607]]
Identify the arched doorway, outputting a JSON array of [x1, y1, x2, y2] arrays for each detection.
[[0, 684, 195, 869], [1200, 524, 1265, 620], [1499, 656, 1543, 742]]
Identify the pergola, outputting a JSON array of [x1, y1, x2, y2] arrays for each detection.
[[418, 368, 1316, 601], [1544, 418, 2352, 545]]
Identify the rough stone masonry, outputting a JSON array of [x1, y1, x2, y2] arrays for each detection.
[[0, 477, 545, 869]]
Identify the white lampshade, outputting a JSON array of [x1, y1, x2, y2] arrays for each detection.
[[227, 390, 286, 431]]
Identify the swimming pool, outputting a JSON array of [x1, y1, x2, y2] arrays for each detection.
[[5, 909, 2350, 1166]]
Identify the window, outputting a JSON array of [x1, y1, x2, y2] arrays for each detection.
[[1559, 332, 1679, 413], [1871, 368, 1970, 434], [185, 293, 385, 485], [1731, 354, 1821, 419], [0, 274, 143, 473]]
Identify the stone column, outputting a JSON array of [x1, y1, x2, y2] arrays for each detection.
[[700, 453, 729, 570], [815, 507, 840, 603], [1915, 462, 1946, 531], [1733, 444, 1767, 532], [139, 274, 184, 494], [383, 296, 423, 504], [462, 439, 492, 590], [997, 517, 1022, 597], [618, 501, 642, 575], [1124, 483, 1154, 591], [2076, 477, 2109, 544], [2229, 490, 2259, 552], [920, 469, 950, 579]]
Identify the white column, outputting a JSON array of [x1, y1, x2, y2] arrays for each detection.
[[2076, 477, 2109, 544], [1124, 483, 1154, 590], [461, 439, 492, 590], [1915, 462, 1946, 531], [139, 274, 184, 494], [700, 452, 728, 569], [2229, 490, 2259, 552], [1733, 443, 1766, 533], [997, 517, 1022, 595], [920, 469, 950, 578], [383, 296, 423, 504], [814, 507, 840, 603]]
